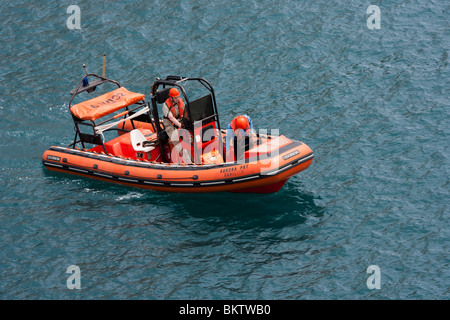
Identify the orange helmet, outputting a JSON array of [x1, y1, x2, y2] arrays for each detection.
[[169, 88, 180, 97], [235, 116, 249, 130]]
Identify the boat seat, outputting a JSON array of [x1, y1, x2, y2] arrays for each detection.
[[130, 129, 155, 153]]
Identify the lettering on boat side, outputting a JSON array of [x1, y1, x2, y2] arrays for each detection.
[[219, 164, 248, 178], [46, 155, 61, 162], [282, 150, 300, 160], [219, 164, 249, 173]]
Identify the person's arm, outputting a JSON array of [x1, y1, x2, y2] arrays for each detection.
[[163, 103, 182, 128], [168, 111, 182, 129]]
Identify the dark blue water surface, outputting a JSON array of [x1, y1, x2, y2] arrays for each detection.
[[0, 0, 449, 299]]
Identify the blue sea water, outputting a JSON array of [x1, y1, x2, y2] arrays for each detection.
[[0, 0, 449, 299]]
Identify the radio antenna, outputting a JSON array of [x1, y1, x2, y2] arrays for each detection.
[[102, 54, 106, 77]]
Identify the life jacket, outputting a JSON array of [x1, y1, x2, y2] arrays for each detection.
[[165, 98, 185, 119]]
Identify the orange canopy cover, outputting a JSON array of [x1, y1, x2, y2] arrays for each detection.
[[70, 87, 145, 121]]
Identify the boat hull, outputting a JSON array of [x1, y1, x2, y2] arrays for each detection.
[[42, 140, 313, 193]]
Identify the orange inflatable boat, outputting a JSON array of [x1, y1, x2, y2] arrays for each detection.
[[42, 74, 313, 193]]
